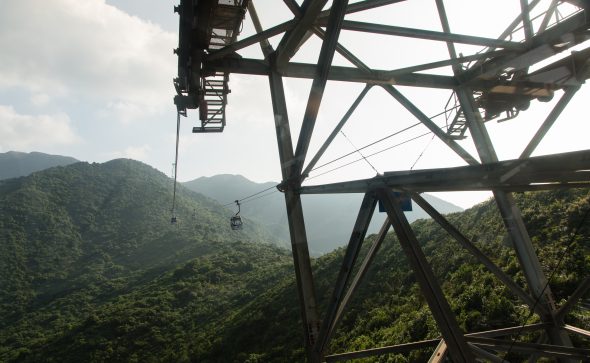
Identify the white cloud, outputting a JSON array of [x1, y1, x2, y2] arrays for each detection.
[[30, 93, 51, 107], [0, 105, 80, 152], [0, 0, 176, 121]]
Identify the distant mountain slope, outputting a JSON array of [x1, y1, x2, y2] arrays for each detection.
[[0, 151, 79, 180], [184, 174, 463, 254], [0, 159, 287, 361]]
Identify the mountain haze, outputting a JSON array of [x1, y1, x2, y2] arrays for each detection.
[[0, 151, 79, 180], [184, 174, 464, 254]]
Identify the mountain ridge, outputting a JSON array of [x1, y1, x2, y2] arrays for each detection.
[[0, 151, 79, 180]]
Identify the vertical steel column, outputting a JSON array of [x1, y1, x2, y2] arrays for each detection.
[[247, 1, 274, 57], [460, 81, 577, 358], [435, 2, 573, 354], [268, 55, 322, 363], [377, 188, 475, 362], [457, 88, 575, 355]]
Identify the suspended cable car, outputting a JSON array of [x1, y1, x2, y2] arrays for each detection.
[[170, 215, 177, 224], [230, 200, 243, 230]]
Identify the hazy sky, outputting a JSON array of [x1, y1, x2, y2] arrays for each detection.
[[1, 0, 588, 208]]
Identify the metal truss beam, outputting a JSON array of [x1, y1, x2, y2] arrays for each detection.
[[317, 192, 377, 356], [325, 218, 390, 349], [454, 85, 575, 353], [335, 20, 523, 49], [563, 324, 590, 339], [293, 0, 349, 177], [410, 192, 546, 315], [428, 340, 448, 362], [268, 56, 321, 363], [325, 338, 441, 362], [384, 50, 508, 76], [275, 0, 329, 69], [381, 85, 480, 165], [300, 149, 590, 194], [466, 337, 590, 360], [325, 324, 548, 361], [204, 57, 458, 88], [301, 84, 372, 181], [462, 11, 590, 83], [319, 0, 407, 18], [206, 19, 290, 61], [377, 188, 475, 362], [205, 57, 568, 94]]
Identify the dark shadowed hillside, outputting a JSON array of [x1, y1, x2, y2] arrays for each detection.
[[0, 151, 79, 180], [184, 174, 463, 254]]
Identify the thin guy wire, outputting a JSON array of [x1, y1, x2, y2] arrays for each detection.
[[310, 105, 458, 173], [410, 133, 436, 170], [308, 131, 432, 181], [312, 121, 422, 171], [340, 130, 380, 175]]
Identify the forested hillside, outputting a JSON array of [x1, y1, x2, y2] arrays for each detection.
[[1, 159, 588, 362], [0, 159, 284, 362], [194, 188, 590, 362]]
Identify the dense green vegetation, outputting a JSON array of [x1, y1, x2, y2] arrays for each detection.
[[0, 160, 283, 362], [1, 159, 588, 362]]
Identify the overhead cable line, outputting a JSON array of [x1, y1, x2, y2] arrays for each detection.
[[308, 131, 432, 180], [241, 189, 279, 204], [313, 121, 422, 171], [222, 184, 278, 207], [219, 106, 460, 204], [311, 106, 458, 173]]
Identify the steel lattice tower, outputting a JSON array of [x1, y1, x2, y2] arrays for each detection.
[[174, 1, 590, 361]]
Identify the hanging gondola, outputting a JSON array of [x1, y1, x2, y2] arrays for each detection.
[[230, 200, 243, 230]]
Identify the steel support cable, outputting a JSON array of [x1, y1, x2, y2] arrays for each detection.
[[221, 184, 279, 207], [218, 107, 460, 205], [340, 130, 381, 175], [171, 111, 181, 215], [410, 133, 436, 170], [307, 131, 432, 181], [310, 105, 460, 173], [502, 205, 590, 360], [241, 189, 279, 204]]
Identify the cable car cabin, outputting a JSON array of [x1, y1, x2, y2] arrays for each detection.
[[230, 215, 242, 230], [171, 216, 177, 224]]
